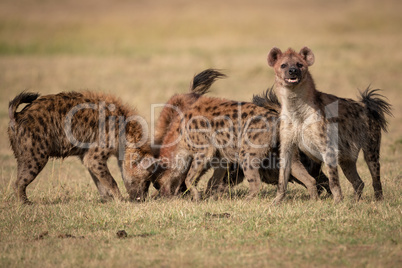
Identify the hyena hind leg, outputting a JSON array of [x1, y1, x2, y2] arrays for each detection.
[[15, 156, 49, 204], [339, 160, 364, 201], [363, 143, 383, 200]]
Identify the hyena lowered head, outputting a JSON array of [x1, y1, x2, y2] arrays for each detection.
[[8, 91, 154, 204], [267, 46, 392, 203]]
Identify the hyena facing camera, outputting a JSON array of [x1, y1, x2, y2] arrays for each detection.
[[267, 46, 392, 203], [206, 90, 332, 197]]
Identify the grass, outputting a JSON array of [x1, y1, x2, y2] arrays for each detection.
[[1, 195, 401, 267], [0, 0, 401, 267]]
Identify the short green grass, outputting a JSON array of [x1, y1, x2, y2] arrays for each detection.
[[0, 0, 401, 267]]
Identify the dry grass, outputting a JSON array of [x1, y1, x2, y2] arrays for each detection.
[[0, 0, 401, 267]]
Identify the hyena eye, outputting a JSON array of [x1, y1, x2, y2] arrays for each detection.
[[296, 62, 303, 68], [280, 64, 287, 69]]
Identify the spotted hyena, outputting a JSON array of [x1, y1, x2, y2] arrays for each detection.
[[267, 46, 392, 203], [8, 91, 154, 204], [151, 69, 227, 194], [151, 76, 330, 201]]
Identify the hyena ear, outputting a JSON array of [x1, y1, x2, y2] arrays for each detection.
[[139, 157, 161, 172], [299, 47, 315, 66], [267, 47, 282, 67]]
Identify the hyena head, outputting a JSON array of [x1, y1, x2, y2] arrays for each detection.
[[267, 47, 315, 88], [123, 153, 161, 202]]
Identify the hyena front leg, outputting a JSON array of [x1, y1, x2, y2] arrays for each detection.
[[159, 169, 178, 197], [87, 169, 114, 200], [274, 141, 295, 203], [185, 150, 214, 201], [82, 149, 123, 201], [240, 154, 262, 199], [81, 155, 116, 200], [323, 149, 343, 203]]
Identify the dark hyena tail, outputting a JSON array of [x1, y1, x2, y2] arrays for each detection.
[[252, 86, 281, 113], [360, 87, 392, 200], [360, 87, 392, 132], [190, 68, 227, 95], [8, 91, 40, 130]]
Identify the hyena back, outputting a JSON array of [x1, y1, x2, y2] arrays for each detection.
[[268, 47, 392, 203], [8, 91, 153, 204]]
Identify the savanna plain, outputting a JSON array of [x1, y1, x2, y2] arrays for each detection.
[[0, 0, 401, 267]]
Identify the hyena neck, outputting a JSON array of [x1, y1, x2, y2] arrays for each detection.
[[277, 72, 319, 122]]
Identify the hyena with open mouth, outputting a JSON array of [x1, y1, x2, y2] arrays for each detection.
[[267, 47, 392, 203], [151, 73, 331, 201], [8, 91, 154, 204], [205, 90, 332, 197]]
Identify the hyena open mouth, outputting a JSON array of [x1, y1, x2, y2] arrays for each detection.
[[285, 78, 300, 84]]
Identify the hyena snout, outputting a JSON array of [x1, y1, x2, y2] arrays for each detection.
[[288, 67, 300, 76], [285, 66, 302, 84], [127, 180, 151, 202]]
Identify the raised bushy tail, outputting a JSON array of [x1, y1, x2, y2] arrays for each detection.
[[252, 86, 281, 113], [189, 69, 227, 95], [153, 69, 226, 154], [8, 91, 40, 129], [360, 87, 392, 132]]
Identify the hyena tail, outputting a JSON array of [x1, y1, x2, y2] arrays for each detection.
[[252, 86, 281, 113], [360, 87, 392, 200], [8, 91, 40, 130], [360, 87, 392, 132], [189, 68, 226, 95]]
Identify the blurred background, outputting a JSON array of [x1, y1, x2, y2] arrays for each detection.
[[1, 0, 401, 106], [0, 0, 401, 194]]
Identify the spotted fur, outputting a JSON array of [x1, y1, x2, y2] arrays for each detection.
[[208, 89, 331, 197], [153, 83, 331, 201], [268, 46, 392, 203], [8, 91, 153, 204], [150, 69, 227, 194]]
